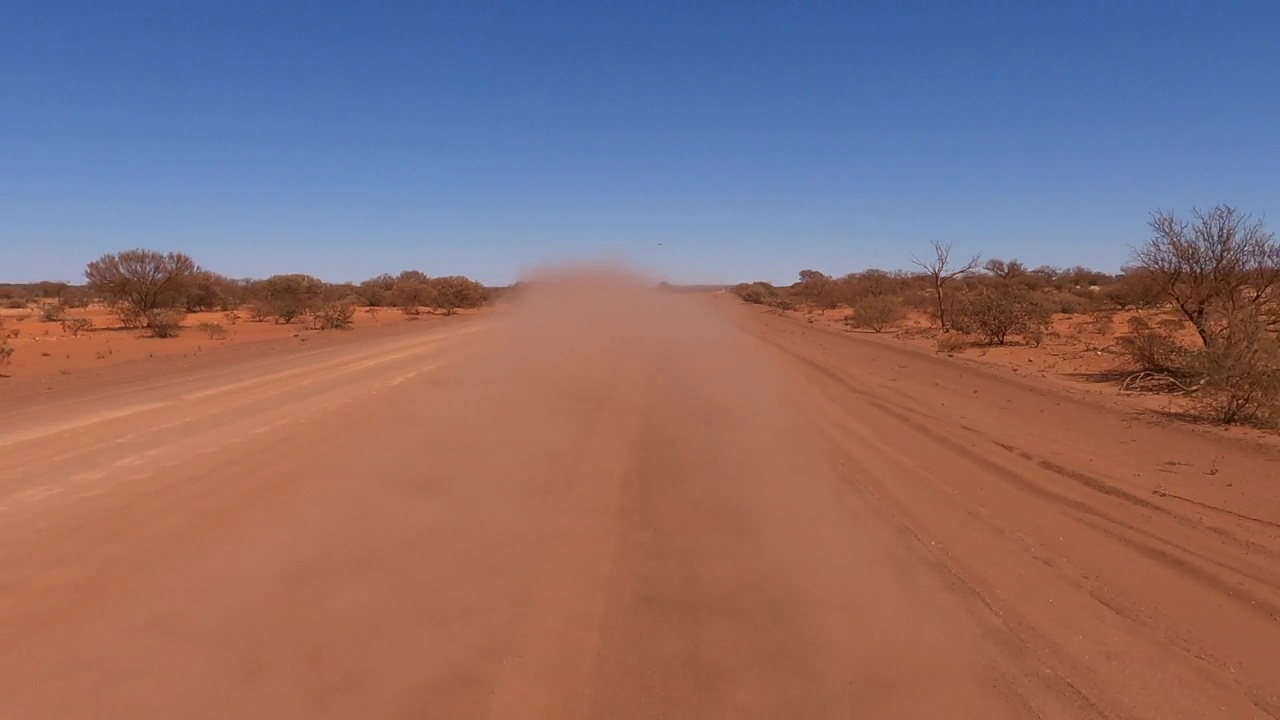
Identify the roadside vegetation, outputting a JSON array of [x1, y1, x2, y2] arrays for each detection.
[[0, 250, 495, 374], [732, 205, 1280, 429]]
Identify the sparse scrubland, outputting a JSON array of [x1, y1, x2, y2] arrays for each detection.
[[5, 206, 1278, 430], [0, 249, 494, 381], [732, 205, 1280, 429]]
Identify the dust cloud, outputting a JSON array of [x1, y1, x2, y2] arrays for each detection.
[[436, 265, 803, 445], [392, 266, 976, 717]]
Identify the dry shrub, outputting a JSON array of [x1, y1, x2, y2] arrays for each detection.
[[60, 318, 94, 337], [223, 311, 241, 325], [954, 287, 1052, 345], [1088, 308, 1116, 335], [113, 304, 147, 329], [144, 309, 185, 338], [1134, 205, 1280, 347], [732, 282, 779, 306], [85, 249, 196, 319], [767, 297, 797, 312], [1119, 311, 1280, 426], [847, 296, 905, 332], [248, 302, 274, 322], [196, 321, 227, 339], [4, 298, 26, 309], [40, 303, 65, 322], [1117, 316, 1194, 375], [1047, 292, 1089, 315], [310, 302, 355, 330], [1101, 266, 1165, 310], [935, 334, 969, 354], [1193, 310, 1280, 426]]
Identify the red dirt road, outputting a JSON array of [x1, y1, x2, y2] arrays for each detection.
[[2, 282, 1278, 718]]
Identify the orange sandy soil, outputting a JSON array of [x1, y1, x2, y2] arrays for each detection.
[[3, 282, 1280, 718], [0, 304, 483, 402], [777, 299, 1280, 446]]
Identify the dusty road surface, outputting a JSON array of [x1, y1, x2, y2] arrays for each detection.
[[2, 279, 1279, 719]]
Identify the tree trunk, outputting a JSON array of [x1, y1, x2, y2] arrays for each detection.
[[934, 281, 947, 331], [1177, 302, 1212, 347]]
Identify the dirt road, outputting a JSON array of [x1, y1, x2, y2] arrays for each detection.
[[2, 281, 1278, 718]]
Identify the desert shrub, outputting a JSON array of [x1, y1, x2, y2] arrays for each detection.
[[1046, 292, 1088, 315], [1120, 309, 1280, 426], [196, 321, 227, 339], [223, 311, 241, 325], [144, 309, 185, 338], [60, 318, 94, 336], [1191, 310, 1280, 426], [112, 304, 147, 329], [429, 275, 487, 315], [794, 270, 841, 308], [1060, 266, 1111, 289], [1101, 266, 1165, 310], [1088, 309, 1116, 335], [738, 285, 767, 304], [1133, 205, 1280, 347], [33, 280, 69, 300], [183, 271, 241, 312], [388, 270, 435, 313], [1088, 308, 1115, 324], [838, 269, 910, 304], [40, 303, 65, 322], [358, 274, 396, 307], [732, 282, 776, 305], [847, 296, 905, 332], [1024, 327, 1047, 347], [900, 290, 936, 314], [261, 274, 324, 323], [767, 296, 797, 312], [954, 287, 1052, 345], [247, 302, 274, 322], [935, 334, 969, 354], [85, 249, 196, 319], [61, 290, 92, 309], [4, 298, 26, 309], [1117, 316, 1194, 375], [310, 302, 355, 330]]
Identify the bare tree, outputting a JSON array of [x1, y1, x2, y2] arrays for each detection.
[[983, 258, 1026, 281], [85, 249, 197, 326], [911, 241, 981, 331], [1132, 205, 1280, 346]]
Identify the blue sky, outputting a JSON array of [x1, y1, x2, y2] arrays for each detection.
[[3, 1, 1277, 285]]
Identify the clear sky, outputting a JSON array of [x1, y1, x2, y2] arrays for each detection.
[[3, 1, 1277, 285]]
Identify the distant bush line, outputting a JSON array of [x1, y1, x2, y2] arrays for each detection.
[[731, 205, 1280, 429]]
